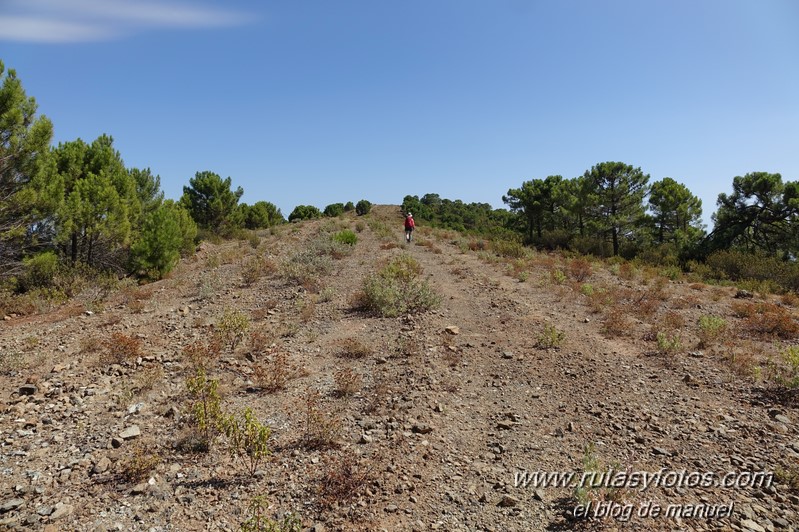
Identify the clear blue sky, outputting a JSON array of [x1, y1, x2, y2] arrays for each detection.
[[2, 0, 798, 227]]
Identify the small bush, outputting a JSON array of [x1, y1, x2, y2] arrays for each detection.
[[739, 302, 799, 339], [492, 239, 526, 259], [101, 333, 142, 365], [253, 349, 298, 393], [182, 338, 222, 372], [601, 306, 630, 338], [697, 315, 727, 348], [220, 407, 272, 477], [333, 367, 362, 397], [241, 256, 275, 286], [536, 324, 564, 349], [186, 368, 223, 448], [355, 199, 372, 216], [656, 331, 682, 355], [358, 254, 441, 317], [217, 308, 250, 351], [20, 251, 59, 291], [568, 258, 593, 282], [302, 388, 341, 450], [332, 229, 358, 246], [240, 496, 302, 532], [335, 337, 372, 359], [319, 452, 371, 507], [119, 443, 161, 482]]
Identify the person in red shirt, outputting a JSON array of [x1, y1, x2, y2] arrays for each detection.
[[404, 213, 415, 242]]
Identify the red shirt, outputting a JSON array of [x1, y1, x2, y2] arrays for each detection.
[[405, 217, 415, 229]]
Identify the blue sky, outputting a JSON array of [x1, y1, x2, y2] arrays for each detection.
[[2, 0, 798, 226]]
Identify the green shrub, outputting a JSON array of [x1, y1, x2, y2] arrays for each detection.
[[288, 205, 322, 222], [355, 199, 372, 216], [221, 407, 272, 477], [20, 251, 59, 291], [217, 308, 250, 351], [491, 238, 526, 259], [536, 324, 564, 349], [358, 254, 441, 317], [697, 315, 727, 348], [332, 229, 358, 246], [131, 203, 197, 279], [323, 203, 345, 217], [656, 331, 682, 355]]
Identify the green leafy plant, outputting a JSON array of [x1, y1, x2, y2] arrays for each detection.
[[240, 495, 301, 532], [221, 407, 272, 477], [186, 368, 223, 449]]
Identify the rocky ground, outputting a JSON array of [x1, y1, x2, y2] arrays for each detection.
[[1, 205, 798, 531]]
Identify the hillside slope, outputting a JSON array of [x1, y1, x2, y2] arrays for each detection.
[[0, 205, 797, 531]]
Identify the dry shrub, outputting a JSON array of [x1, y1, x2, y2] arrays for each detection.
[[782, 293, 799, 307], [253, 349, 298, 393], [689, 283, 706, 291], [740, 302, 799, 339], [182, 337, 222, 371], [380, 241, 401, 250], [298, 298, 315, 322], [302, 388, 341, 450], [333, 367, 362, 397], [246, 331, 273, 360], [618, 262, 636, 281], [569, 258, 593, 282], [468, 239, 487, 252], [336, 337, 372, 359], [731, 301, 756, 319], [602, 306, 630, 338], [319, 452, 371, 507], [80, 336, 103, 354], [722, 341, 762, 377], [119, 442, 161, 482], [663, 311, 685, 330], [365, 373, 390, 414], [100, 333, 142, 365], [241, 256, 276, 286], [586, 287, 615, 314]]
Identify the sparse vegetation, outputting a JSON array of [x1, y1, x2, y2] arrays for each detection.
[[357, 254, 441, 317]]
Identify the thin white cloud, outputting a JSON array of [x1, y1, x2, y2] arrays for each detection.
[[0, 0, 252, 43]]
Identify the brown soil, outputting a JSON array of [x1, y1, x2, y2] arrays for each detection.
[[1, 205, 797, 531]]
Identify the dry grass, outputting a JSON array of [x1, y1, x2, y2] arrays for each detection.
[[333, 367, 362, 397], [318, 452, 371, 507], [335, 337, 372, 359]]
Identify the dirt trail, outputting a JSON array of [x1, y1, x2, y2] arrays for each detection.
[[0, 205, 797, 531]]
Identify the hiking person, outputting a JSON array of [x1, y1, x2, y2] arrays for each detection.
[[404, 212, 415, 242]]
